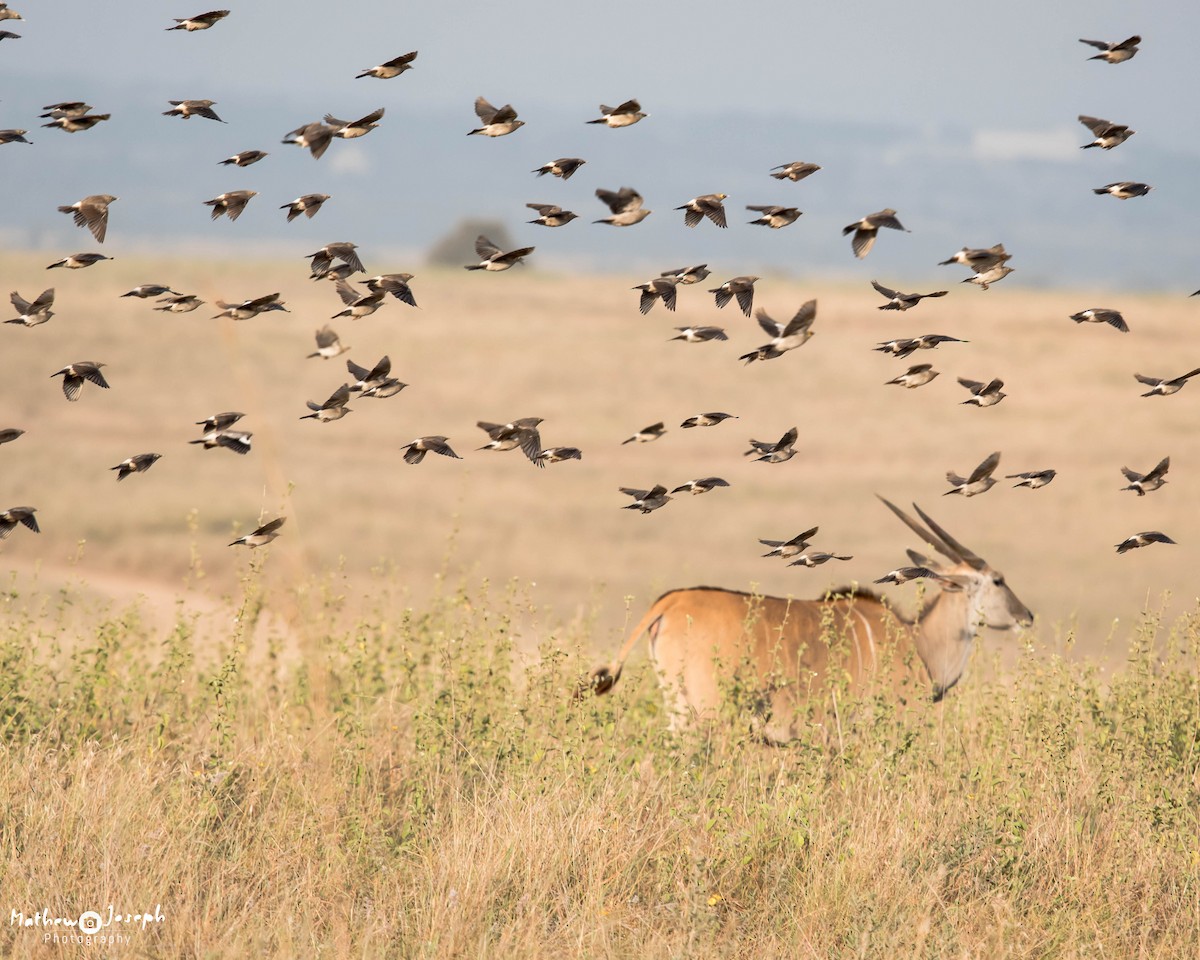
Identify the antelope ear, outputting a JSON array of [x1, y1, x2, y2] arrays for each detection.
[[935, 574, 970, 593]]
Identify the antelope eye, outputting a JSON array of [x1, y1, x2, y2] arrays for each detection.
[[992, 574, 1005, 586]]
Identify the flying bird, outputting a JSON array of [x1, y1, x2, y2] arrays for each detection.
[[163, 99, 225, 122], [681, 412, 737, 428], [0, 129, 30, 144], [51, 361, 108, 401], [676, 193, 728, 229], [331, 280, 385, 319], [671, 477, 730, 496], [594, 187, 651, 226], [111, 453, 162, 482], [1070, 308, 1128, 332], [154, 293, 203, 313], [788, 552, 853, 568], [281, 194, 331, 222], [526, 203, 578, 227], [537, 446, 583, 465], [41, 102, 90, 119], [362, 273, 417, 307], [873, 566, 942, 585], [1093, 181, 1151, 199], [620, 485, 672, 514], [190, 428, 251, 455], [220, 149, 268, 167], [468, 97, 523, 137], [532, 157, 586, 180], [477, 418, 543, 463], [886, 363, 939, 389], [962, 264, 1015, 290], [871, 280, 948, 311], [874, 335, 966, 358], [283, 122, 336, 160], [745, 427, 798, 464], [400, 436, 461, 465], [739, 301, 817, 363], [1007, 469, 1057, 490], [300, 384, 353, 422], [670, 325, 727, 343], [47, 253, 111, 270], [345, 355, 393, 394], [759, 526, 819, 559], [945, 451, 1001, 497], [660, 264, 710, 284], [632, 277, 679, 314], [1079, 35, 1140, 63], [0, 428, 24, 446], [958, 377, 1006, 407], [1134, 368, 1200, 397], [212, 292, 288, 320], [769, 161, 820, 182], [939, 243, 1011, 272], [43, 113, 110, 133], [308, 242, 364, 278], [324, 108, 384, 139], [307, 328, 350, 362], [204, 190, 257, 221], [195, 411, 244, 434], [746, 205, 802, 229], [8, 288, 54, 327], [621, 422, 665, 445], [1115, 531, 1175, 554], [709, 276, 759, 317], [464, 236, 534, 271], [229, 517, 286, 548], [57, 195, 116, 244], [0, 30, 19, 40], [588, 99, 646, 127], [167, 10, 230, 31], [0, 507, 38, 540], [357, 51, 417, 79], [843, 208, 908, 258], [1078, 115, 1134, 150], [1121, 456, 1170, 496], [122, 284, 178, 299]]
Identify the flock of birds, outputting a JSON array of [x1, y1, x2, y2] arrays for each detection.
[[0, 14, 1186, 574]]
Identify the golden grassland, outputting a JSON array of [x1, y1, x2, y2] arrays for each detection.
[[0, 566, 1196, 958], [0, 249, 1198, 653]]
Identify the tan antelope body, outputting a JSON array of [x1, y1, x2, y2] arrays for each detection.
[[589, 500, 1032, 742]]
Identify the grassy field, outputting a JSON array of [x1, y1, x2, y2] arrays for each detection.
[[0, 564, 1196, 958]]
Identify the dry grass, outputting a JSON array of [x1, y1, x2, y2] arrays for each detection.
[[0, 567, 1196, 958], [1, 249, 1197, 654]]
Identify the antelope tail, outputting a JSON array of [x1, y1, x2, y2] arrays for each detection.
[[578, 609, 665, 699]]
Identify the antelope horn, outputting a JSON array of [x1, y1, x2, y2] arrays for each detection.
[[877, 495, 963, 564], [912, 502, 985, 570]]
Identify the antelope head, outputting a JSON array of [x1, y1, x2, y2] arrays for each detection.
[[880, 497, 1034, 631]]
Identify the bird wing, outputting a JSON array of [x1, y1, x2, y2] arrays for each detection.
[[10, 290, 29, 312], [850, 228, 876, 259], [367, 355, 391, 380], [474, 235, 501, 259], [325, 383, 352, 408], [871, 280, 897, 300], [1144, 457, 1170, 481], [754, 308, 781, 337], [1170, 368, 1200, 384], [1078, 38, 1110, 50], [334, 280, 363, 305], [782, 300, 817, 336], [620, 487, 650, 500], [1133, 373, 1160, 386], [1114, 35, 1141, 50], [354, 107, 385, 125], [1078, 115, 1110, 135], [1120, 466, 1142, 482], [969, 451, 1002, 483], [613, 99, 640, 114], [255, 517, 287, 537], [474, 96, 497, 122], [346, 358, 371, 381], [777, 426, 799, 448], [489, 104, 518, 124], [957, 377, 984, 392], [493, 247, 534, 265]]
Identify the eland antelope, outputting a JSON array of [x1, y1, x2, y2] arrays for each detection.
[[586, 499, 1032, 742]]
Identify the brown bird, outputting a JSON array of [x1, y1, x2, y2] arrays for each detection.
[[281, 193, 331, 221], [1134, 368, 1200, 397], [843, 209, 908, 258], [945, 451, 1001, 497], [111, 453, 162, 481], [42, 114, 110, 133], [8, 288, 54, 327], [872, 280, 948, 310], [532, 157, 586, 180], [1078, 115, 1134, 150], [300, 383, 353, 422], [57, 194, 116, 243], [594, 187, 651, 226], [204, 190, 256, 221], [769, 161, 820, 182], [526, 203, 578, 227], [1115, 531, 1175, 554], [537, 446, 583, 465], [670, 325, 727, 343], [308, 242, 364, 278], [190, 427, 251, 455], [745, 426, 798, 464], [324, 108, 384, 139], [632, 277, 679, 314], [464, 236, 534, 271], [620, 485, 672, 514], [681, 412, 737, 428], [588, 99, 646, 128], [676, 193, 728, 228], [759, 526, 819, 559], [283, 122, 336, 159], [709, 276, 759, 317], [41, 101, 90, 120], [331, 280, 384, 319], [167, 10, 230, 31], [0, 507, 38, 539], [746, 204, 802, 229], [1079, 35, 1140, 64], [739, 300, 817, 363], [874, 334, 966, 358], [788, 552, 853, 568], [163, 99, 225, 122], [939, 243, 1011, 271], [220, 149, 267, 167], [1070, 308, 1128, 332], [122, 284, 178, 299], [622, 422, 666, 445], [0, 129, 30, 144], [362, 273, 417, 307], [958, 377, 1006, 407], [229, 517, 285, 548], [477, 418, 543, 463], [345, 355, 394, 394], [886, 363, 939, 389], [154, 293, 203, 313], [51, 361, 108, 401], [671, 477, 730, 495], [1121, 457, 1170, 496], [212, 292, 288, 320], [46, 252, 111, 270], [357, 51, 418, 80], [1093, 181, 1151, 199], [1007, 469, 1057, 490], [660, 264, 710, 284], [468, 97, 523, 137], [962, 264, 1015, 290], [401, 436, 461, 465], [0, 428, 24, 446], [307, 325, 348, 359]]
